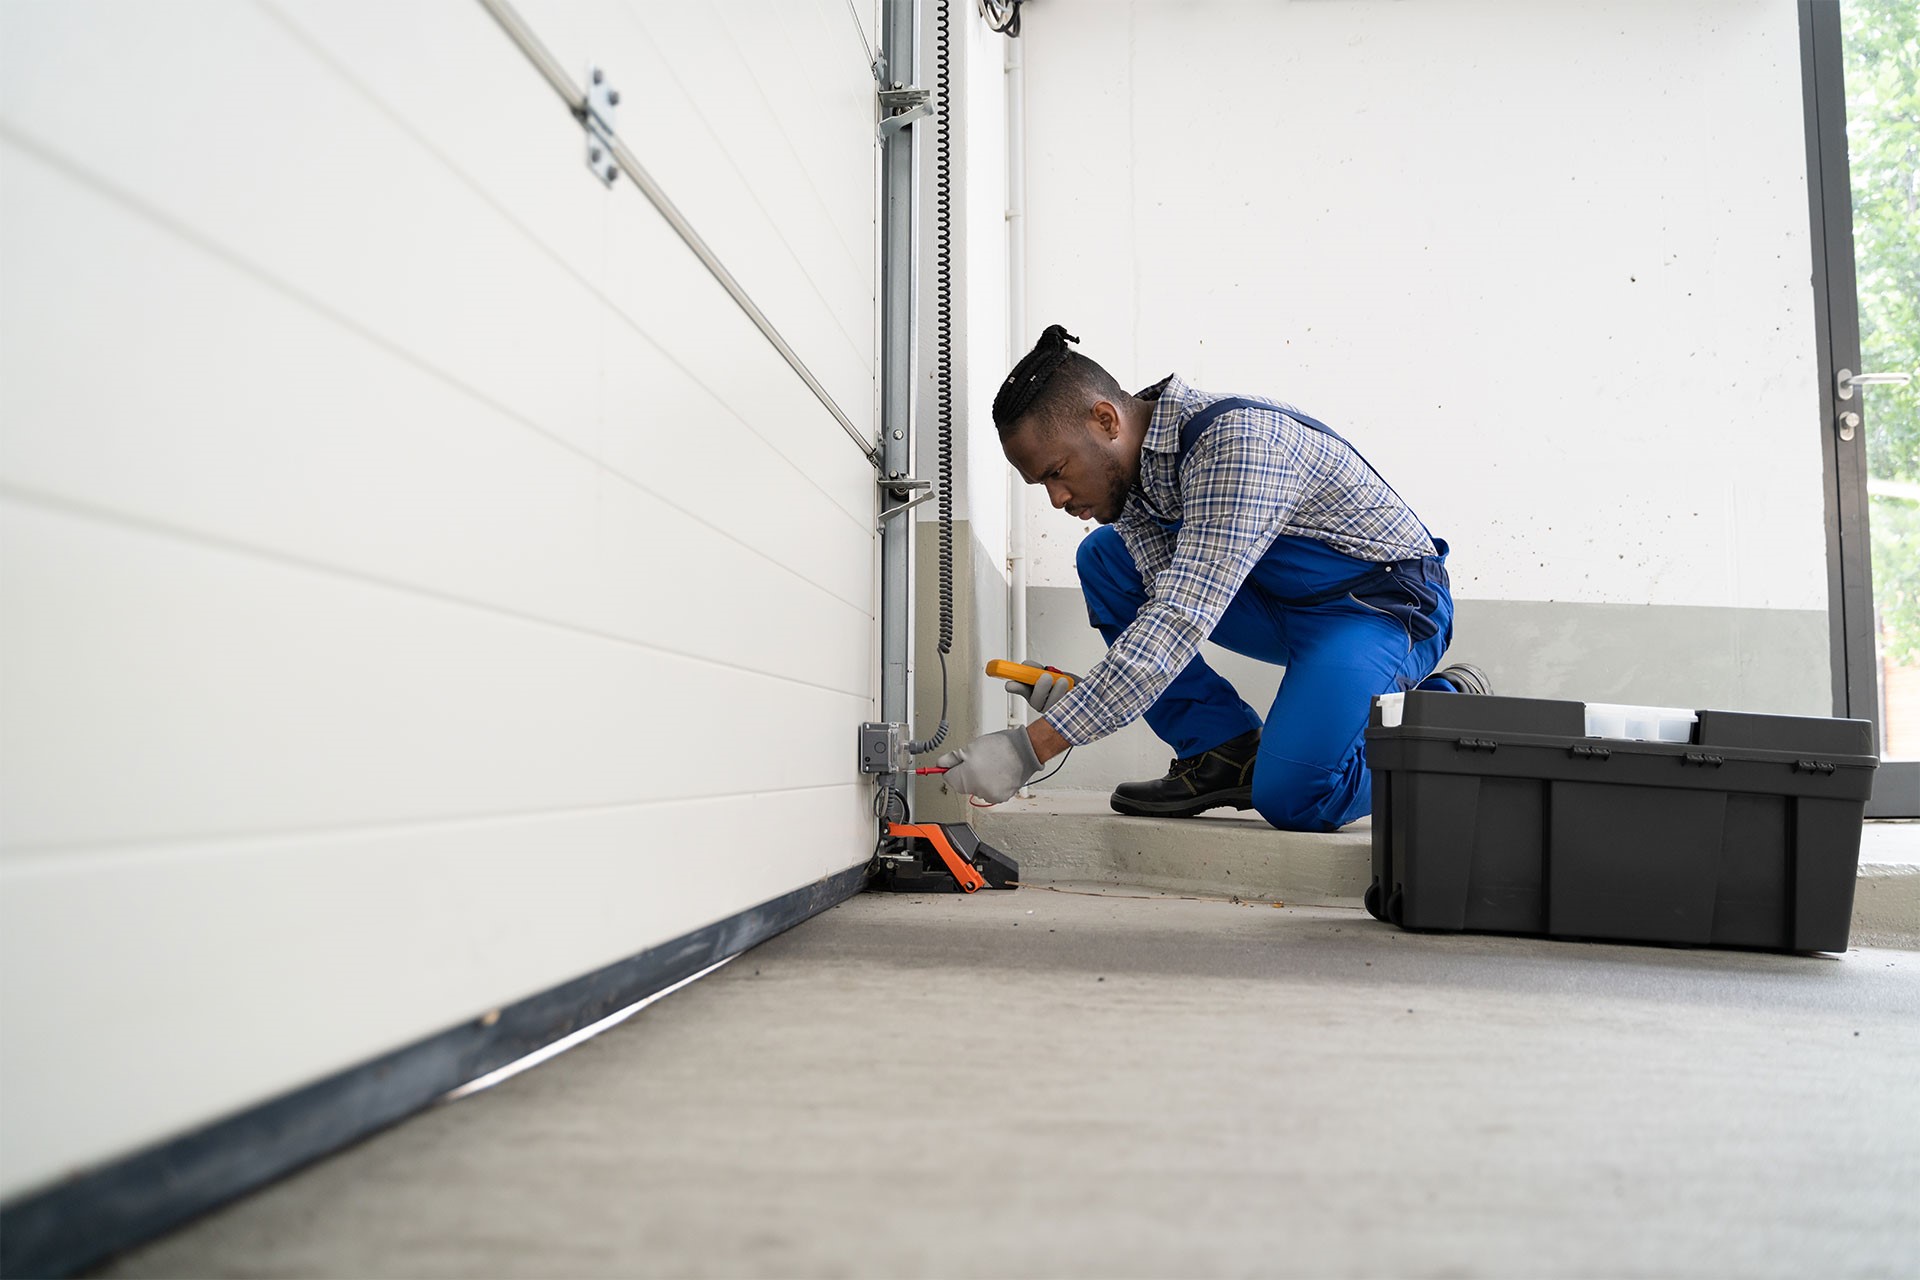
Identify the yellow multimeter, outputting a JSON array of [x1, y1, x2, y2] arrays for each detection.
[[985, 659, 1076, 692]]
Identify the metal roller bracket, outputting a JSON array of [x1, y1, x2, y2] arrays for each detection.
[[877, 491, 935, 530], [878, 86, 932, 137], [583, 66, 619, 186], [876, 475, 931, 528]]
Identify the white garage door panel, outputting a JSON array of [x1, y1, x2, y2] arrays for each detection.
[[0, 1, 875, 531], [0, 502, 869, 853], [714, 0, 880, 271], [843, 0, 881, 55], [595, 218, 876, 528], [260, 0, 879, 507], [710, 0, 879, 264], [609, 1, 875, 379], [508, 0, 876, 422], [675, 0, 878, 327], [0, 0, 881, 1206], [0, 780, 869, 1197], [0, 152, 874, 682]]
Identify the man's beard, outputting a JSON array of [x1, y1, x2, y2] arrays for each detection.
[[1092, 451, 1132, 524]]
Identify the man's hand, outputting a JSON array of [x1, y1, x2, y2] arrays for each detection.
[[936, 727, 1043, 804], [1005, 661, 1079, 714]]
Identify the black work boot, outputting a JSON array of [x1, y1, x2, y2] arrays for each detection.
[[1110, 727, 1261, 818], [1421, 663, 1493, 695]]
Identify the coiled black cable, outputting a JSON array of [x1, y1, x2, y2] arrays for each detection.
[[979, 0, 1022, 36], [934, 0, 954, 664]]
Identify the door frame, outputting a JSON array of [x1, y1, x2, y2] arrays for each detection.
[[1798, 0, 1918, 816]]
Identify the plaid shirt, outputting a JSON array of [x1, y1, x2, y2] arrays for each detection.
[[1044, 374, 1437, 746]]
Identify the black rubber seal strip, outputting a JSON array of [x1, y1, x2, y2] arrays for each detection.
[[0, 860, 871, 1278]]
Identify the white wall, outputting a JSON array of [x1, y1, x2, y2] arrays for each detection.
[[1017, 0, 1827, 614], [0, 0, 878, 1201], [1002, 0, 1835, 790]]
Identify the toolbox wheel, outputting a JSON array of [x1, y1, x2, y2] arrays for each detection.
[[1363, 882, 1386, 922], [1386, 887, 1405, 926]]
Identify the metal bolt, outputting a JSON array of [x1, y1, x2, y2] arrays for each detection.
[[589, 147, 602, 163], [893, 429, 904, 439], [592, 68, 603, 84], [607, 89, 620, 106], [605, 165, 619, 183]]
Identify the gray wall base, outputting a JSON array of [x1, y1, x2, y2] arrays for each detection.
[[913, 519, 1010, 824], [976, 792, 1918, 951], [1026, 585, 1833, 792]]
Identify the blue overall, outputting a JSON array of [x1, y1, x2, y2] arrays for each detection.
[[1076, 398, 1455, 831]]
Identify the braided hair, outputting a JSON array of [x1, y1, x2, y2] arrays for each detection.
[[992, 324, 1126, 438]]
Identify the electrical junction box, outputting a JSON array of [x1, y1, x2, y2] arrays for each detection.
[[859, 723, 912, 775], [1364, 692, 1878, 953]]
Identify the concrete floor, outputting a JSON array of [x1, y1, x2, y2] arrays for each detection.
[[101, 887, 1920, 1278]]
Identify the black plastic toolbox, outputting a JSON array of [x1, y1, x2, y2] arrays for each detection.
[[1362, 692, 1878, 953]]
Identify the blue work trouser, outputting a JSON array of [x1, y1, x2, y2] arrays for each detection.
[[1076, 529, 1455, 832]]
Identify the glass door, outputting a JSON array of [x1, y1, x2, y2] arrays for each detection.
[[1802, 0, 1919, 816]]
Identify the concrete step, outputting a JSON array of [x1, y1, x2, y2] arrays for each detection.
[[974, 790, 1920, 950]]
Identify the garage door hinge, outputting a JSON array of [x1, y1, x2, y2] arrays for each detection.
[[582, 65, 619, 186], [878, 85, 932, 138]]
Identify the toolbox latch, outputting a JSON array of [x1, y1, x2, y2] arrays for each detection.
[[1682, 751, 1726, 768], [1455, 737, 1499, 753], [1793, 758, 1838, 775], [1569, 743, 1612, 760]]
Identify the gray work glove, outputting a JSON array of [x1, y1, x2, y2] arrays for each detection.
[[937, 727, 1042, 804], [1006, 663, 1079, 715]]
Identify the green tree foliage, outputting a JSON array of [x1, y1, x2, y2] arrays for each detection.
[[1844, 0, 1920, 662]]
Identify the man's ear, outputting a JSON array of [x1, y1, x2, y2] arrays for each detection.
[[1090, 399, 1121, 441]]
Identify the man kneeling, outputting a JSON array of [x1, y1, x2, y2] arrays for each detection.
[[938, 325, 1487, 831]]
